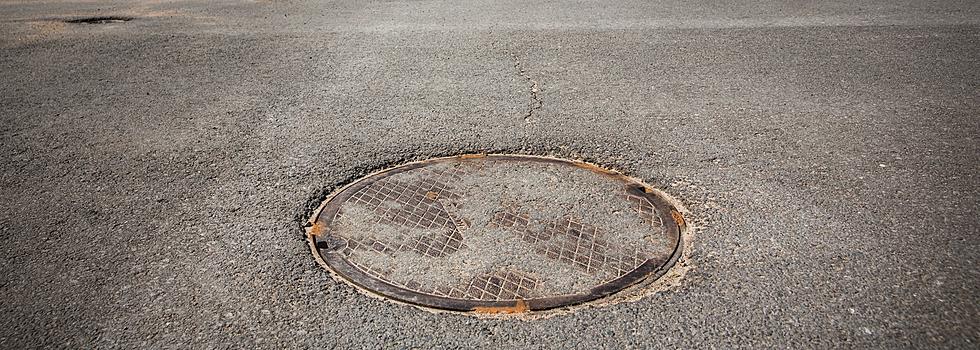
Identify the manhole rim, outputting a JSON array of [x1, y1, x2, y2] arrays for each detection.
[[305, 153, 686, 314]]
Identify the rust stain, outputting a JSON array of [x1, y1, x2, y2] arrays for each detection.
[[425, 191, 440, 200], [670, 210, 686, 229], [472, 299, 529, 314], [309, 221, 325, 237]]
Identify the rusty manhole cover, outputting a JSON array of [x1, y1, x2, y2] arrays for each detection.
[[306, 154, 685, 314]]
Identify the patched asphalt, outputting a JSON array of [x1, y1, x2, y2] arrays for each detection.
[[1, 0, 978, 348]]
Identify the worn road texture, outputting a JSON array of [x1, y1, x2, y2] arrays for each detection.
[[1, 0, 978, 348]]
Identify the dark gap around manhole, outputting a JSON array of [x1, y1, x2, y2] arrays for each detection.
[[64, 16, 133, 24]]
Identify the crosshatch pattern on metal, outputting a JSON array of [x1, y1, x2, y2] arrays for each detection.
[[307, 155, 684, 313]]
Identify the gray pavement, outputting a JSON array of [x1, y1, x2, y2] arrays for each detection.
[[1, 0, 978, 348]]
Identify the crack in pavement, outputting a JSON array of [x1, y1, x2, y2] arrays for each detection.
[[509, 52, 542, 122]]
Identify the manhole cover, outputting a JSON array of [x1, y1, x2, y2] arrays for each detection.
[[306, 154, 685, 314]]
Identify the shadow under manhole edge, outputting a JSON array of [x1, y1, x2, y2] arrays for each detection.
[[63, 16, 133, 24]]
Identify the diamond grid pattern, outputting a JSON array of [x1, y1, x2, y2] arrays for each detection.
[[626, 191, 666, 231], [338, 166, 468, 258], [489, 188, 658, 282], [443, 270, 540, 301], [325, 160, 670, 302]]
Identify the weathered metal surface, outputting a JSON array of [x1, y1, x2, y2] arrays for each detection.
[[307, 154, 683, 313]]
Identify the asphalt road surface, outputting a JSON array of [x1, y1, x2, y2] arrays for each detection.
[[1, 0, 978, 348]]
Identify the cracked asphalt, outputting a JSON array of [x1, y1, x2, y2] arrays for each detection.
[[1, 0, 978, 348]]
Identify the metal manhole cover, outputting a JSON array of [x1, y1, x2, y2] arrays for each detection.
[[306, 154, 685, 314]]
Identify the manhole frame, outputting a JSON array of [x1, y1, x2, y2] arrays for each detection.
[[305, 154, 686, 314]]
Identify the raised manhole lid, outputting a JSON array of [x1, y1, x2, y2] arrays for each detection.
[[307, 154, 685, 314]]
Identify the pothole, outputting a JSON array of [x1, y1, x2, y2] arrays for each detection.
[[305, 154, 687, 315], [63, 16, 133, 24]]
